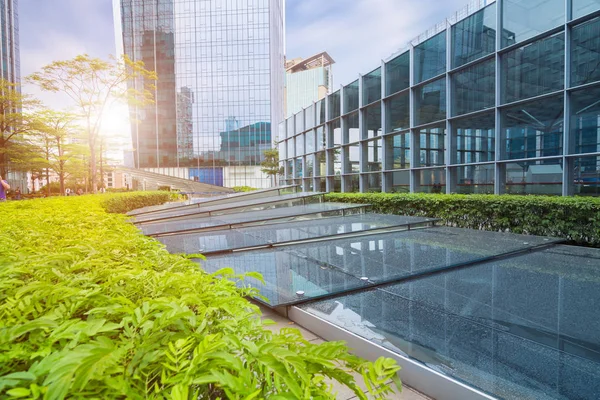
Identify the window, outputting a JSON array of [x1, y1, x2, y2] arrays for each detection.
[[414, 31, 446, 84], [453, 59, 495, 116], [452, 4, 496, 68], [415, 78, 446, 125], [385, 52, 410, 95]]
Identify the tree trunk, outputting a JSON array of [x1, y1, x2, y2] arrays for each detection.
[[58, 137, 65, 196], [0, 136, 6, 178], [46, 167, 50, 197]]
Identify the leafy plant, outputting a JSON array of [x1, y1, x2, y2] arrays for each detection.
[[0, 194, 401, 399]]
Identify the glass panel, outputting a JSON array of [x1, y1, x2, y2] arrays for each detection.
[[278, 140, 287, 160], [343, 79, 359, 113], [315, 151, 326, 177], [391, 170, 410, 192], [305, 130, 315, 154], [363, 67, 382, 105], [502, 0, 565, 47], [332, 149, 342, 175], [365, 103, 382, 139], [571, 16, 600, 87], [366, 172, 382, 192], [389, 133, 411, 170], [305, 104, 315, 130], [504, 158, 563, 195], [573, 155, 600, 196], [502, 95, 564, 160], [285, 160, 293, 180], [453, 59, 495, 116], [333, 175, 342, 191], [347, 143, 360, 173], [419, 125, 446, 167], [304, 178, 314, 191], [414, 31, 447, 84], [572, 0, 600, 19], [570, 85, 600, 154], [305, 156, 314, 178], [329, 119, 341, 147], [420, 168, 446, 193], [454, 164, 495, 194], [294, 158, 302, 179], [316, 99, 326, 125], [329, 90, 341, 119], [287, 117, 294, 139], [346, 174, 360, 192], [386, 91, 410, 133], [385, 51, 410, 95], [502, 32, 565, 104], [415, 78, 446, 126], [278, 121, 286, 141], [367, 139, 382, 172], [345, 112, 360, 143], [452, 4, 496, 68], [316, 126, 326, 151], [453, 112, 495, 164], [316, 177, 326, 192], [295, 134, 304, 156], [287, 137, 295, 158], [295, 111, 304, 134]]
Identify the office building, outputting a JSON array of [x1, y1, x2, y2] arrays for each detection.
[[285, 51, 334, 118], [115, 0, 285, 188], [280, 0, 600, 196]]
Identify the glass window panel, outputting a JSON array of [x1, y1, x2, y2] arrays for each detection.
[[285, 160, 293, 180], [343, 80, 359, 113], [502, 33, 565, 104], [419, 125, 446, 167], [346, 143, 360, 173], [315, 151, 326, 177], [329, 119, 341, 147], [388, 133, 411, 170], [414, 31, 446, 84], [390, 170, 410, 192], [570, 85, 600, 154], [415, 78, 447, 126], [345, 112, 360, 143], [365, 104, 382, 139], [573, 155, 600, 196], [305, 130, 315, 154], [287, 137, 295, 158], [504, 159, 563, 195], [316, 126, 326, 151], [367, 139, 382, 172], [346, 174, 360, 192], [502, 0, 565, 48], [453, 112, 496, 164], [316, 99, 326, 125], [294, 158, 302, 178], [454, 164, 495, 194], [572, 0, 600, 19], [502, 95, 564, 160], [303, 178, 314, 191], [365, 172, 382, 192], [287, 118, 294, 139], [332, 175, 342, 191], [453, 59, 495, 116], [316, 177, 327, 192], [295, 111, 304, 134], [329, 90, 341, 119], [420, 168, 446, 193], [305, 156, 314, 178], [363, 67, 382, 105], [386, 92, 410, 133], [295, 134, 304, 156], [571, 17, 600, 87], [332, 149, 342, 175], [385, 52, 410, 96], [452, 4, 496, 68], [305, 104, 315, 130], [278, 140, 287, 160], [278, 121, 286, 140]]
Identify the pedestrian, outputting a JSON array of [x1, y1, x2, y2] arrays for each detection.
[[65, 188, 71, 196], [0, 175, 10, 202], [14, 187, 21, 200]]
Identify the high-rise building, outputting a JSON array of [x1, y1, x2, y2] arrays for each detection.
[[114, 0, 285, 188], [285, 51, 334, 118], [280, 0, 600, 197]]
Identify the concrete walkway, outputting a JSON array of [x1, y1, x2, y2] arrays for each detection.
[[258, 305, 431, 400]]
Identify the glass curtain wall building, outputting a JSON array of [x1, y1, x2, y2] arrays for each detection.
[[115, 0, 284, 188], [280, 0, 600, 196]]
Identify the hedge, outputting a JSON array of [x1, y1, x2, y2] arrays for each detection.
[[325, 192, 600, 247], [100, 191, 176, 214], [0, 195, 400, 399]]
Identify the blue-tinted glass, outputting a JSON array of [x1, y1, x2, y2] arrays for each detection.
[[386, 92, 410, 133], [317, 126, 326, 151], [419, 125, 446, 167], [365, 104, 382, 139], [414, 31, 446, 84], [316, 99, 326, 125], [315, 151, 326, 176], [305, 156, 314, 178], [415, 78, 446, 125], [278, 140, 286, 160], [388, 133, 411, 170], [502, 33, 564, 104], [295, 134, 304, 156], [345, 112, 360, 143], [502, 95, 564, 160], [305, 130, 315, 154], [502, 0, 565, 47], [504, 158, 563, 195], [367, 139, 382, 172], [453, 112, 495, 164], [347, 143, 360, 173], [294, 158, 302, 179], [329, 119, 341, 147], [571, 17, 600, 87], [453, 59, 495, 116], [454, 164, 495, 194], [572, 0, 600, 19], [570, 85, 600, 154], [573, 155, 600, 195], [452, 4, 496, 68], [363, 67, 382, 105], [305, 104, 315, 130], [329, 90, 341, 119], [344, 80, 359, 113], [385, 52, 410, 95], [295, 111, 304, 134]]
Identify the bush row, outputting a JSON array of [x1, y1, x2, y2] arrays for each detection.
[[100, 191, 175, 214], [0, 196, 400, 399], [325, 192, 600, 247]]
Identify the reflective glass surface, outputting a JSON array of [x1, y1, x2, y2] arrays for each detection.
[[389, 133, 411, 170], [419, 168, 446, 193], [316, 99, 326, 126], [346, 143, 360, 173], [305, 130, 315, 154], [367, 139, 382, 172], [573, 155, 600, 196], [453, 164, 495, 194], [571, 17, 600, 87], [453, 59, 495, 116], [385, 52, 410, 96], [391, 170, 410, 192], [295, 134, 304, 156], [305, 104, 315, 130], [502, 33, 564, 104], [418, 125, 445, 167], [365, 172, 382, 192], [453, 112, 495, 164], [346, 174, 360, 192], [329, 119, 342, 147], [452, 4, 496, 68], [315, 152, 327, 177], [365, 104, 382, 139], [414, 31, 447, 84], [386, 92, 409, 133], [295, 111, 305, 134], [301, 245, 600, 400], [345, 112, 360, 143], [570, 85, 600, 154], [329, 90, 341, 119], [573, 0, 600, 19], [504, 158, 563, 195], [415, 78, 446, 126], [344, 80, 359, 113], [363, 67, 382, 105], [316, 126, 326, 151], [502, 0, 565, 48]]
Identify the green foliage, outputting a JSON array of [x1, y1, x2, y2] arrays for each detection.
[[99, 191, 173, 214], [0, 195, 401, 399], [326, 192, 600, 247], [232, 186, 257, 193]]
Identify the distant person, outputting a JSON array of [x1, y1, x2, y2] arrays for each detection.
[[0, 175, 10, 201], [77, 188, 83, 196], [14, 187, 21, 200], [99, 187, 106, 194], [65, 188, 71, 196]]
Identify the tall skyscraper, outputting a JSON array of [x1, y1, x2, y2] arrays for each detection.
[[285, 51, 334, 118], [114, 0, 285, 188], [0, 0, 19, 85]]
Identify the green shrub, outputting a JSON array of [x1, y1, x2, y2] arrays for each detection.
[[0, 196, 401, 399], [326, 192, 600, 247], [232, 186, 257, 192], [99, 191, 175, 214]]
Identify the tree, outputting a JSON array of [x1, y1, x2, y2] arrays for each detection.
[[28, 54, 157, 193], [260, 147, 282, 187]]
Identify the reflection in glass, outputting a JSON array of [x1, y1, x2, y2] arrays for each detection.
[[453, 112, 495, 164], [295, 134, 304, 156], [367, 139, 382, 172], [329, 90, 341, 119], [329, 119, 341, 147], [344, 80, 359, 113], [294, 158, 302, 179], [391, 170, 410, 192], [420, 168, 446, 193], [571, 17, 600, 87], [346, 143, 360, 173], [305, 104, 315, 130], [345, 112, 360, 143], [295, 110, 304, 134], [346, 174, 360, 192], [316, 126, 326, 151], [453, 59, 495, 116], [504, 159, 563, 195], [363, 67, 382, 105], [287, 137, 295, 159], [454, 164, 495, 194], [386, 92, 409, 133], [414, 31, 447, 84], [502, 95, 563, 160], [573, 156, 600, 196], [305, 156, 314, 179], [385, 52, 410, 96], [366, 172, 382, 192], [502, 0, 564, 47], [573, 0, 600, 19], [570, 85, 600, 154], [415, 78, 446, 126], [389, 133, 411, 170], [278, 140, 286, 160], [452, 4, 496, 68], [316, 99, 326, 125], [419, 125, 446, 167], [315, 151, 326, 177], [305, 130, 315, 154], [365, 104, 382, 139], [502, 33, 564, 104]]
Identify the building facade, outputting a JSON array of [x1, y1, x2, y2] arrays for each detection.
[[115, 0, 285, 188], [285, 51, 334, 118], [280, 0, 600, 196]]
